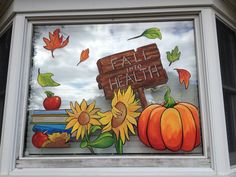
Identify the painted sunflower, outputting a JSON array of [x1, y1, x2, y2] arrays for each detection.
[[99, 86, 141, 144], [65, 99, 101, 140]]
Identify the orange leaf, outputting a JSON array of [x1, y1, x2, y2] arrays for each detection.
[[43, 28, 69, 58], [77, 48, 89, 65], [175, 68, 191, 89]]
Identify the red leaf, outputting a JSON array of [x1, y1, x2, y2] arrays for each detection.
[[175, 68, 191, 89], [77, 48, 89, 65], [43, 28, 69, 58]]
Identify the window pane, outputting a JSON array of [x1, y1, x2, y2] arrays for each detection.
[[24, 21, 203, 157], [0, 26, 12, 144], [216, 18, 236, 165]]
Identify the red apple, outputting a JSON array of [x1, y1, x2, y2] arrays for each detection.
[[32, 132, 49, 148], [43, 91, 61, 110]]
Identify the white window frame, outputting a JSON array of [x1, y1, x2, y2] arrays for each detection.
[[0, 1, 235, 176]]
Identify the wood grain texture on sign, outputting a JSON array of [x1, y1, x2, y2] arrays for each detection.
[[96, 43, 168, 106]]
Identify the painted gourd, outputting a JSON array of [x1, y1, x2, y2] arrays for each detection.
[[137, 88, 201, 152]]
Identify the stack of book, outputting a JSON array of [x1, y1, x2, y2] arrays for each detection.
[[31, 109, 72, 148], [31, 109, 68, 125]]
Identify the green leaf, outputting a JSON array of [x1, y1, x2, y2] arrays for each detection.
[[115, 137, 123, 154], [89, 132, 115, 149], [89, 125, 101, 135], [142, 28, 162, 39], [44, 91, 54, 97], [128, 27, 162, 40], [166, 46, 181, 66], [80, 141, 88, 148], [37, 69, 60, 87]]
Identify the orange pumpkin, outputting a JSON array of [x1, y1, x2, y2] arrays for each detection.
[[138, 89, 201, 152]]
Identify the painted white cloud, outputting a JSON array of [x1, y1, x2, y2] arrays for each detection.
[[28, 21, 198, 110]]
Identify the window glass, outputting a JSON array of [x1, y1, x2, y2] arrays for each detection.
[[0, 26, 12, 144], [216, 18, 236, 165], [24, 20, 203, 156]]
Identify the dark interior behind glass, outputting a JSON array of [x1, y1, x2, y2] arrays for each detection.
[[216, 18, 236, 165], [0, 26, 12, 144]]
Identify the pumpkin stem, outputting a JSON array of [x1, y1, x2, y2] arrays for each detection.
[[164, 87, 176, 108]]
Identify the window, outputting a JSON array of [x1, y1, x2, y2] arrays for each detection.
[[22, 18, 205, 161], [3, 0, 236, 175], [216, 18, 236, 165], [0, 26, 12, 144]]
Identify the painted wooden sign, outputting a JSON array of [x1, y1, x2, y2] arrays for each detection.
[[96, 43, 168, 108]]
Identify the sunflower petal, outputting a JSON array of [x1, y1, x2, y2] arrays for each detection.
[[66, 119, 77, 129], [76, 126, 82, 140], [70, 102, 77, 114], [100, 117, 111, 125], [90, 118, 101, 125], [90, 108, 100, 115], [87, 123, 91, 133], [128, 95, 135, 104], [66, 116, 75, 122], [100, 112, 112, 125], [123, 123, 130, 141], [118, 89, 122, 101], [113, 128, 120, 140], [71, 122, 80, 133], [87, 101, 95, 113], [112, 107, 122, 118], [112, 92, 118, 107], [75, 101, 81, 112], [127, 115, 137, 126], [124, 86, 133, 103], [127, 121, 135, 134], [81, 99, 87, 111], [120, 126, 126, 144], [128, 111, 140, 118], [66, 110, 75, 117], [90, 114, 101, 119], [81, 126, 86, 139], [102, 123, 112, 132], [129, 105, 141, 112]]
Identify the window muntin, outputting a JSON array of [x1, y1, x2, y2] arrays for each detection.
[[24, 20, 203, 157], [216, 18, 236, 165]]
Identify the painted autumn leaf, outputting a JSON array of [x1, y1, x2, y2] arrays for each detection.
[[43, 28, 69, 58], [37, 69, 60, 87], [166, 46, 181, 66], [175, 68, 191, 89], [128, 27, 162, 40], [77, 48, 89, 65]]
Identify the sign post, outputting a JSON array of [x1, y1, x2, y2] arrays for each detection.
[[96, 43, 168, 108]]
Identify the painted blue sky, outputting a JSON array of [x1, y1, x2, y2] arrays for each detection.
[[28, 20, 198, 110]]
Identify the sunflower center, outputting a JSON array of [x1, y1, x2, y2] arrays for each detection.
[[78, 111, 90, 125], [112, 102, 127, 128]]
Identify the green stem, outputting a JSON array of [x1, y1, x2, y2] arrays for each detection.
[[87, 146, 95, 154], [115, 137, 123, 154], [85, 131, 95, 154], [164, 87, 176, 108], [127, 34, 143, 41]]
